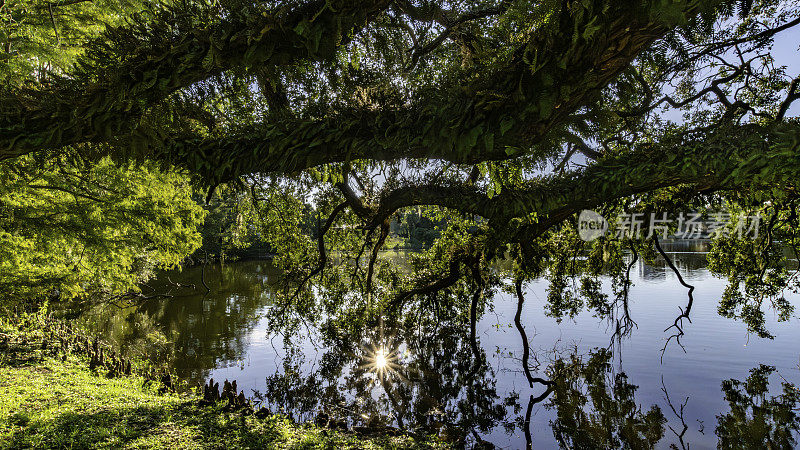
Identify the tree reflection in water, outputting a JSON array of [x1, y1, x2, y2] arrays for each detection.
[[546, 349, 666, 448], [716, 365, 800, 450], [64, 260, 800, 449], [246, 277, 669, 448], [59, 261, 276, 386], [254, 334, 799, 449]]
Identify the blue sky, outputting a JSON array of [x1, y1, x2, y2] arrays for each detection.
[[770, 25, 799, 117]]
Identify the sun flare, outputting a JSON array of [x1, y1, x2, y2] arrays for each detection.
[[375, 349, 388, 370], [361, 344, 403, 380]]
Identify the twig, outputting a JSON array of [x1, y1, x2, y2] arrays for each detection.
[[655, 236, 694, 361], [514, 279, 553, 388]]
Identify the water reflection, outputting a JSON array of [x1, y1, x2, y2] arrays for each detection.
[[715, 365, 800, 449], [638, 252, 708, 281], [547, 349, 667, 449], [254, 322, 510, 446], [66, 254, 800, 448], [68, 261, 277, 385]]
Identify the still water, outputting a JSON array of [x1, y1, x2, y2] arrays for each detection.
[[73, 251, 800, 449]]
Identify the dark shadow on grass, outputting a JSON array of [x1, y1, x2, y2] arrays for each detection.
[[4, 402, 283, 449]]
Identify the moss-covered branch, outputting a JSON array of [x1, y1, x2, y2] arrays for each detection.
[[2, 0, 715, 181], [0, 0, 391, 157], [351, 122, 800, 237]]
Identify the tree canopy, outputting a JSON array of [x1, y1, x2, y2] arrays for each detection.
[[3, 0, 800, 345], [0, 152, 204, 302]]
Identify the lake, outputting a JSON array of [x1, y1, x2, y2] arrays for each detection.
[[70, 250, 800, 449]]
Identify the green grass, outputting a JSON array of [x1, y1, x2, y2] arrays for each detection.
[[0, 315, 445, 449]]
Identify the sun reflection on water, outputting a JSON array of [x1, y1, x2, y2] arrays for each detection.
[[361, 344, 403, 381]]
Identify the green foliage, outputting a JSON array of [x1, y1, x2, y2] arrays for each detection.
[[394, 208, 443, 250], [0, 154, 204, 302], [548, 348, 667, 449], [0, 0, 799, 358], [708, 201, 800, 338], [0, 0, 148, 84], [197, 184, 291, 260], [716, 365, 800, 449]]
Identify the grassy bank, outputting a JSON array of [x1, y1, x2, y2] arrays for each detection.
[[0, 314, 445, 449]]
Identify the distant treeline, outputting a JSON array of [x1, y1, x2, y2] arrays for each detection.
[[197, 194, 442, 262]]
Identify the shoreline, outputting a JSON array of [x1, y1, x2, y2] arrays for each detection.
[[0, 313, 445, 449]]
